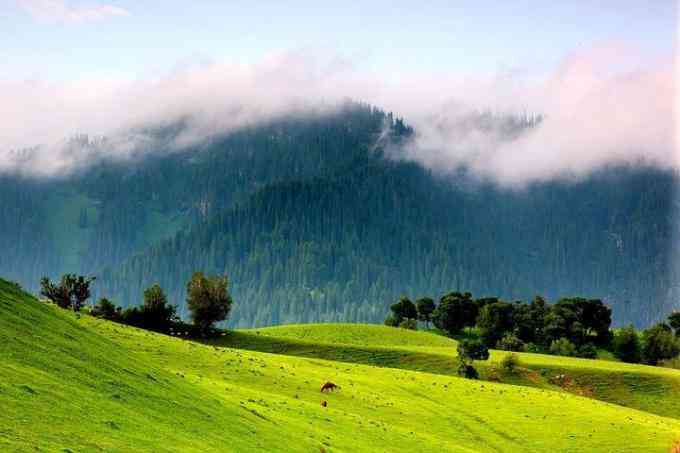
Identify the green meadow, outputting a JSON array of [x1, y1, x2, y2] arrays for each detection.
[[2, 279, 679, 452]]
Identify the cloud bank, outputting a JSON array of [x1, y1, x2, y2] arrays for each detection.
[[0, 44, 675, 185], [17, 0, 130, 24]]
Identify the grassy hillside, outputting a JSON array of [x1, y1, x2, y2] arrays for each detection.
[[2, 281, 680, 452], [214, 324, 680, 420]]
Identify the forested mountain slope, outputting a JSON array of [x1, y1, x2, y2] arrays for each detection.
[[1, 104, 677, 327]]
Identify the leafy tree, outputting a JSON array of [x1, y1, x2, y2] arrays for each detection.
[[187, 272, 233, 335], [668, 312, 680, 336], [415, 297, 436, 328], [432, 292, 476, 335], [544, 298, 611, 347], [40, 274, 95, 312], [497, 334, 525, 352], [477, 301, 515, 347], [399, 318, 418, 330], [456, 338, 489, 379], [576, 343, 598, 359], [513, 296, 547, 344], [140, 284, 177, 332], [549, 338, 577, 357], [384, 315, 399, 327], [612, 325, 641, 363], [40, 277, 70, 309], [388, 297, 417, 325], [91, 298, 121, 321], [642, 323, 680, 365]]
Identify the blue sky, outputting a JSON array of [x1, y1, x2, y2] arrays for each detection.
[[1, 0, 676, 80]]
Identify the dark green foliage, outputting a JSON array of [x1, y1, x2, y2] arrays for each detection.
[[513, 296, 547, 344], [383, 315, 399, 327], [432, 292, 476, 335], [497, 334, 526, 352], [668, 312, 680, 335], [457, 363, 479, 379], [456, 338, 489, 380], [549, 338, 577, 357], [388, 297, 417, 325], [544, 298, 611, 348], [415, 297, 436, 328], [641, 323, 680, 365], [139, 285, 177, 332], [91, 298, 121, 321], [500, 353, 521, 374], [613, 325, 642, 363], [576, 343, 598, 359], [398, 319, 418, 330], [40, 274, 95, 312], [477, 301, 515, 347], [187, 273, 233, 335], [457, 338, 490, 362]]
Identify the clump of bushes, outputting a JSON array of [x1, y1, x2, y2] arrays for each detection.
[[457, 338, 489, 379], [497, 334, 525, 352], [500, 353, 521, 374]]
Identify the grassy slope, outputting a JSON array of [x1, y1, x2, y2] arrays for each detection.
[[214, 324, 680, 420], [2, 281, 680, 452]]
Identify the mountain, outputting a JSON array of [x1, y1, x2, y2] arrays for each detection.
[[1, 103, 677, 327]]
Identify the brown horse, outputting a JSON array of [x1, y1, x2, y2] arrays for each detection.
[[320, 382, 339, 393]]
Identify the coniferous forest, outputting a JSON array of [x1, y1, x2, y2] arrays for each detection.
[[1, 103, 678, 327]]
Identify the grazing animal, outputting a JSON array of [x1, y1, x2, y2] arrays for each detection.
[[321, 400, 327, 407], [320, 382, 339, 393]]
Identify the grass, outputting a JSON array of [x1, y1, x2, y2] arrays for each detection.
[[2, 280, 680, 452], [212, 323, 680, 420]]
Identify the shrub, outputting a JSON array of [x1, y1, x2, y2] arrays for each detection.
[[457, 362, 479, 379], [549, 338, 577, 357], [500, 353, 521, 374], [496, 334, 526, 352], [576, 343, 597, 359], [91, 298, 121, 321], [612, 325, 641, 363], [642, 324, 680, 365], [384, 315, 399, 327], [399, 318, 418, 330]]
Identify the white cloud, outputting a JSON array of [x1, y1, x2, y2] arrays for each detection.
[[17, 0, 130, 24], [0, 44, 674, 184]]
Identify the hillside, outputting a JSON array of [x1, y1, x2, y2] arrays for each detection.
[[214, 324, 680, 420], [3, 280, 680, 452], [2, 105, 678, 328]]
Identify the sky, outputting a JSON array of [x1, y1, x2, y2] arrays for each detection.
[[0, 0, 677, 184], [1, 1, 675, 79]]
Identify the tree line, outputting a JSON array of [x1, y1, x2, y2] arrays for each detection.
[[40, 272, 233, 337], [385, 292, 680, 368]]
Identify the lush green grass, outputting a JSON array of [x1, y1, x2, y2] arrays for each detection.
[[2, 281, 680, 452], [243, 323, 456, 348], [213, 323, 680, 420]]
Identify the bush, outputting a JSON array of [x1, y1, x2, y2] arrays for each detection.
[[457, 362, 479, 379], [576, 343, 598, 359], [612, 325, 641, 363], [90, 298, 121, 321], [496, 334, 526, 352], [384, 315, 399, 327], [549, 338, 577, 357], [399, 318, 418, 330], [642, 324, 680, 365], [500, 353, 521, 374], [457, 338, 490, 362]]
